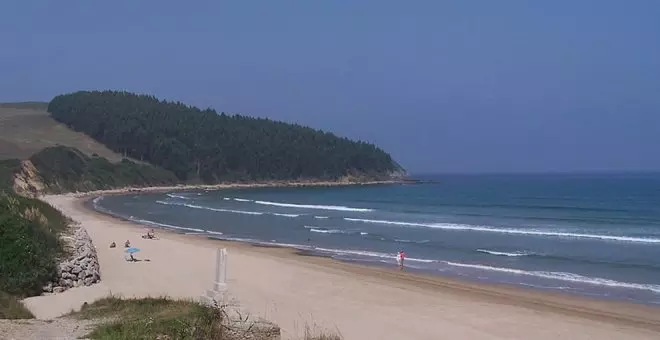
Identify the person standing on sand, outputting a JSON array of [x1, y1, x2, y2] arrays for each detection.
[[396, 250, 406, 270]]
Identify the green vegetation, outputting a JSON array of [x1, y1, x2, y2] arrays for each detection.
[[30, 146, 178, 193], [0, 290, 34, 319], [0, 191, 68, 297], [0, 159, 21, 190], [49, 91, 403, 182], [72, 296, 341, 340], [72, 297, 226, 340]]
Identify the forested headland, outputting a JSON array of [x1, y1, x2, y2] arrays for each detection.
[[48, 91, 404, 183]]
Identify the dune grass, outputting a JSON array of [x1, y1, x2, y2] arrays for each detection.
[[71, 296, 342, 340], [70, 296, 225, 340], [303, 324, 342, 340], [0, 290, 34, 319]]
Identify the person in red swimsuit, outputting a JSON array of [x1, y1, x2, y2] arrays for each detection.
[[397, 250, 406, 270]]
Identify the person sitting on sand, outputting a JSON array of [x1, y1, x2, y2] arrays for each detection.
[[110, 241, 116, 248], [148, 228, 155, 239], [125, 239, 130, 248]]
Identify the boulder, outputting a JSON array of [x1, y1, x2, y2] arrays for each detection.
[[53, 286, 65, 293], [71, 265, 83, 274]]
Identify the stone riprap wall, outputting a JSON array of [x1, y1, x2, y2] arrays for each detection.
[[43, 227, 100, 294]]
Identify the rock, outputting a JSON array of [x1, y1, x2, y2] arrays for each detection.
[[59, 263, 71, 272], [71, 265, 82, 274], [44, 226, 101, 296]]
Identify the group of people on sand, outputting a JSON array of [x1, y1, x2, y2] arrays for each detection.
[[108, 229, 157, 262]]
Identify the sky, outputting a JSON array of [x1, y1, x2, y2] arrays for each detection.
[[1, 1, 659, 174]]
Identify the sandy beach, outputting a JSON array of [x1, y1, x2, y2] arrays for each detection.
[[22, 194, 660, 340]]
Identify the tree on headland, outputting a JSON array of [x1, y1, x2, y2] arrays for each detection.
[[48, 91, 404, 183]]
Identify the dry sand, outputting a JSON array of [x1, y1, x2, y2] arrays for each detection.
[[22, 194, 660, 340]]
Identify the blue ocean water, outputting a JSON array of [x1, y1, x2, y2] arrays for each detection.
[[94, 173, 660, 305]]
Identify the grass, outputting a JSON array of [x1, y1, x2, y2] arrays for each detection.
[[303, 324, 343, 340], [71, 297, 226, 340], [0, 191, 68, 297], [0, 290, 34, 319], [0, 104, 122, 161], [0, 159, 21, 191], [71, 296, 343, 340], [29, 146, 178, 193]]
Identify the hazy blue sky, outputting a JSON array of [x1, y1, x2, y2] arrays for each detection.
[[2, 1, 659, 173]]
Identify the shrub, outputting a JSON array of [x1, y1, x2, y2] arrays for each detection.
[[0, 191, 66, 297]]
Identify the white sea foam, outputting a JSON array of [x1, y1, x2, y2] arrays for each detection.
[[130, 218, 205, 233], [206, 230, 224, 235], [166, 193, 190, 200], [156, 200, 263, 215], [360, 232, 369, 236], [92, 196, 104, 205], [314, 216, 329, 219], [309, 228, 344, 234], [223, 197, 231, 201], [272, 213, 300, 218], [344, 218, 660, 244], [233, 198, 252, 202], [476, 249, 531, 257], [444, 262, 660, 294], [254, 200, 373, 212], [310, 247, 436, 263]]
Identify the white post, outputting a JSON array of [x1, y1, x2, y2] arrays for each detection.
[[214, 248, 228, 291]]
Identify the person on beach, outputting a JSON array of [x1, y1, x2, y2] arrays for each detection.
[[125, 240, 130, 248], [396, 250, 406, 270]]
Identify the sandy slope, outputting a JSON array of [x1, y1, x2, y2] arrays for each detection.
[[22, 195, 660, 340]]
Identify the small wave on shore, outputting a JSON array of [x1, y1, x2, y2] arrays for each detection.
[[130, 217, 205, 233], [444, 262, 660, 294], [272, 213, 300, 218], [476, 249, 532, 257], [166, 193, 190, 200]]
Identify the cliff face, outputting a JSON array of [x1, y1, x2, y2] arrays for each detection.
[[12, 160, 44, 197]]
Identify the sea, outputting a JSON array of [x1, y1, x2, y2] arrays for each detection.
[[92, 173, 660, 305]]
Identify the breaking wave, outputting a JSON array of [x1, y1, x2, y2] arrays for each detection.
[[344, 218, 660, 244], [156, 200, 263, 215], [254, 200, 373, 212], [476, 249, 532, 257]]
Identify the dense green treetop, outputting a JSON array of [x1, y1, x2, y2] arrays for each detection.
[[48, 91, 403, 183]]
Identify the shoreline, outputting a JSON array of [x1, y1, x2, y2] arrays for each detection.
[[84, 195, 660, 328], [56, 178, 403, 198], [24, 194, 660, 339]]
